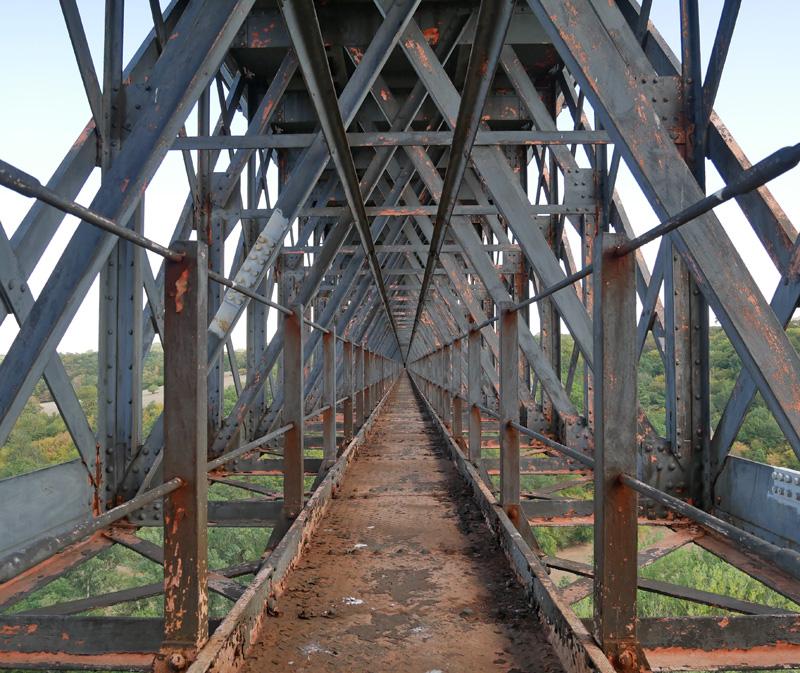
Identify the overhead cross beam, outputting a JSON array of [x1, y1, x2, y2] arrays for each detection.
[[407, 0, 516, 359], [277, 0, 411, 363]]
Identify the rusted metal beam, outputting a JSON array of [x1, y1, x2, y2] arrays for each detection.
[[343, 340, 354, 447], [157, 240, 210, 670], [407, 0, 516, 356], [322, 326, 336, 468], [499, 301, 521, 530], [592, 233, 647, 671], [410, 373, 617, 673]]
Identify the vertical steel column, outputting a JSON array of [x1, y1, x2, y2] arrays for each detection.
[[322, 326, 336, 467], [356, 345, 365, 428], [376, 355, 381, 399], [423, 355, 429, 400], [246, 84, 269, 440], [680, 0, 711, 509], [499, 301, 521, 530], [374, 353, 380, 405], [371, 351, 377, 409], [453, 337, 463, 441], [97, 0, 128, 504], [160, 240, 209, 663], [436, 348, 443, 417], [592, 233, 645, 669], [364, 349, 372, 414], [430, 353, 435, 406], [372, 352, 378, 407], [442, 343, 452, 428], [371, 350, 377, 413], [343, 340, 354, 446], [283, 302, 305, 519], [469, 325, 482, 465]]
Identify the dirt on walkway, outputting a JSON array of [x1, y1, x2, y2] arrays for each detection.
[[243, 373, 566, 673]]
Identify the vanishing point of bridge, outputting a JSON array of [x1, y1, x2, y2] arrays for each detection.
[[1, 0, 800, 671]]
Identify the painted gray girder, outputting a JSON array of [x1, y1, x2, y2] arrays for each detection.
[[410, 0, 517, 354], [210, 142, 425, 451], [527, 0, 800, 453], [608, 0, 800, 467], [305, 234, 420, 380], [554, 71, 671, 362], [277, 0, 407, 357], [500, 46, 668, 356], [136, 13, 440, 470], [299, 232, 421, 413], [366, 85, 579, 418], [0, 0, 257, 446], [615, 0, 797, 277], [248, 215, 413, 443], [70, 48, 295, 489], [205, 0, 422, 365], [373, 2, 595, 367], [234, 6, 550, 50], [357, 66, 576, 411], [389, 198, 503, 396]]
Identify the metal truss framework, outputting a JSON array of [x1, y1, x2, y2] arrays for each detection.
[[0, 0, 799, 670]]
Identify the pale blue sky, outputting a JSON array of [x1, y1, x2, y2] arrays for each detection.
[[0, 1, 798, 353]]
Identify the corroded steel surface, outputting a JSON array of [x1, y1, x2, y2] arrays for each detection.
[[242, 374, 565, 672]]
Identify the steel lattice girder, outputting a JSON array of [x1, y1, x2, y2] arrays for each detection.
[[1, 0, 800, 671]]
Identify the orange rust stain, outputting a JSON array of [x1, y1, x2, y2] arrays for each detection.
[[647, 643, 800, 669], [174, 269, 189, 313], [71, 123, 95, 151], [348, 47, 365, 64], [120, 178, 130, 193], [91, 443, 103, 515], [0, 624, 37, 635], [8, 652, 154, 667], [423, 27, 439, 45], [405, 38, 431, 72]]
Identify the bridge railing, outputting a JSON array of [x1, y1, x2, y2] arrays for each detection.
[[409, 175, 800, 667]]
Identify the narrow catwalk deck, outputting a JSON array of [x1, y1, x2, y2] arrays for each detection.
[[242, 374, 565, 673]]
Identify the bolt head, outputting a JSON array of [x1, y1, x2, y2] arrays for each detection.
[[618, 651, 634, 669], [168, 653, 186, 670]]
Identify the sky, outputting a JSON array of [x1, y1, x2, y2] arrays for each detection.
[[0, 1, 798, 355]]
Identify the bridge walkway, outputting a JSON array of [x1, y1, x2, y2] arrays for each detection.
[[241, 373, 565, 673]]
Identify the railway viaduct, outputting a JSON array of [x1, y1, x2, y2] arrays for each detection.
[[1, 1, 800, 671]]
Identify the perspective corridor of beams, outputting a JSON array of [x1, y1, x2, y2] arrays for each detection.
[[1, 0, 800, 671]]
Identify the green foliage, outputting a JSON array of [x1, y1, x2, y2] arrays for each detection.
[[0, 400, 79, 479], [224, 384, 239, 416], [569, 535, 800, 620], [6, 523, 270, 622], [535, 525, 593, 557], [557, 325, 800, 469]]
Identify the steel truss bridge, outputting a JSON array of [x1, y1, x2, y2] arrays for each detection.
[[1, 0, 800, 671]]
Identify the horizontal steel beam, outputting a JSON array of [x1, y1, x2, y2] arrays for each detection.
[[171, 129, 611, 150], [241, 204, 593, 218]]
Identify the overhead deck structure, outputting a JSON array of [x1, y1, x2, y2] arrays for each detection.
[[1, 0, 800, 671]]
